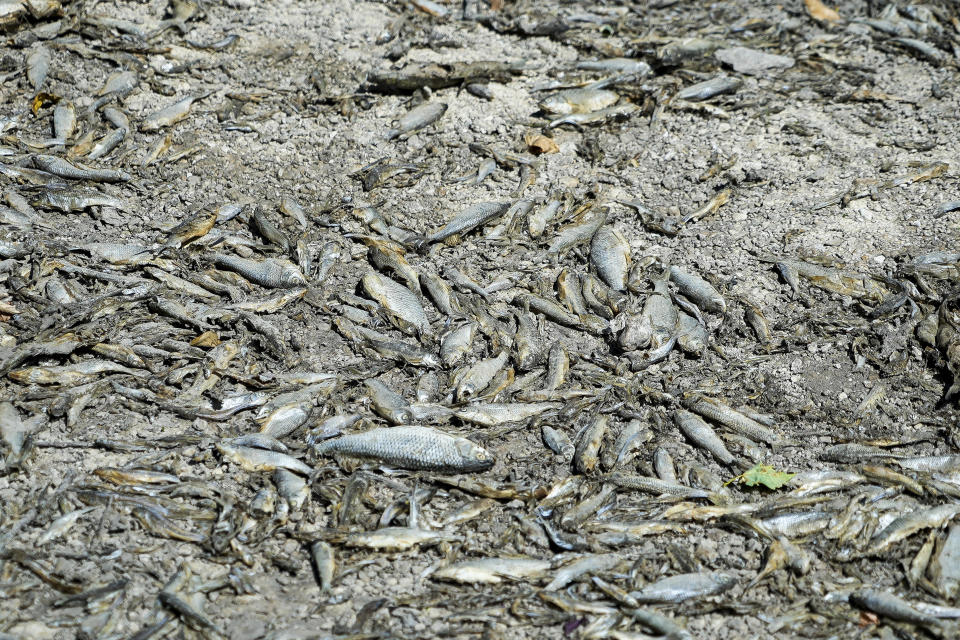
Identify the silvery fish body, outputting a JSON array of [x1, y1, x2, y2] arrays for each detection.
[[214, 254, 307, 288], [427, 202, 509, 243], [362, 270, 430, 335], [313, 426, 493, 473]]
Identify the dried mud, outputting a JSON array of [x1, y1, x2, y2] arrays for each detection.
[[1, 0, 960, 639]]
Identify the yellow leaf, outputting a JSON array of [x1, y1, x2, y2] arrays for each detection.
[[805, 0, 841, 23], [726, 464, 796, 490]]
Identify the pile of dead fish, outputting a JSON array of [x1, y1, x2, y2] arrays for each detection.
[[0, 0, 959, 638]]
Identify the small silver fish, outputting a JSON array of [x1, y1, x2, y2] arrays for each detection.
[[313, 426, 494, 473]]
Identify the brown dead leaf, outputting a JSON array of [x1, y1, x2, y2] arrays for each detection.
[[525, 132, 559, 155], [191, 331, 221, 347], [805, 0, 841, 23]]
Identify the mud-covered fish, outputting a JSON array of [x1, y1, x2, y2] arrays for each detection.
[[432, 557, 551, 584], [590, 225, 631, 291], [630, 572, 737, 603], [141, 95, 205, 132]]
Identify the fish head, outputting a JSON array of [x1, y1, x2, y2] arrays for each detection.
[[454, 437, 495, 471], [539, 95, 571, 115]]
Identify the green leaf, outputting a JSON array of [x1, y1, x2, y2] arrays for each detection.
[[725, 464, 796, 490]]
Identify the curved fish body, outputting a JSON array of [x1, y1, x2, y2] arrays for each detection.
[[99, 70, 139, 96], [141, 95, 203, 132], [456, 351, 508, 401], [217, 442, 312, 475], [549, 209, 607, 254], [441, 323, 475, 367]]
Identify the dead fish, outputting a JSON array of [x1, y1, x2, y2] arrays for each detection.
[[0, 402, 27, 460], [608, 472, 712, 499], [540, 88, 619, 115], [161, 209, 218, 250], [309, 540, 335, 592], [860, 504, 960, 557], [366, 379, 412, 424], [440, 323, 475, 367], [630, 572, 737, 603], [10, 361, 139, 386], [545, 554, 622, 591], [669, 266, 725, 313], [542, 425, 575, 460], [33, 155, 131, 183], [682, 394, 782, 446], [574, 414, 607, 474], [52, 101, 75, 143], [590, 225, 631, 291], [576, 58, 652, 76], [432, 557, 552, 584], [217, 442, 312, 475], [676, 76, 742, 101], [336, 527, 454, 551], [86, 129, 126, 161], [313, 426, 494, 472], [213, 254, 306, 288], [675, 410, 735, 465], [454, 402, 560, 426], [37, 507, 97, 546], [98, 70, 139, 97], [362, 270, 430, 335], [257, 402, 311, 438], [385, 101, 447, 140], [141, 95, 206, 132], [26, 46, 51, 93], [548, 103, 638, 128], [456, 351, 508, 401], [426, 202, 509, 244], [849, 589, 941, 626], [548, 208, 607, 255]]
